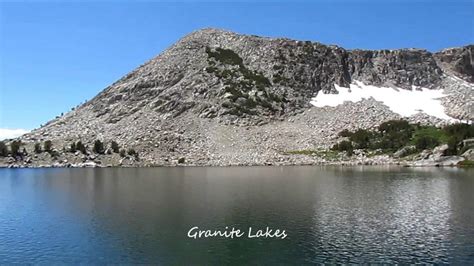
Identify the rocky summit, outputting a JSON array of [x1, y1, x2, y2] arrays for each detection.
[[4, 28, 474, 167]]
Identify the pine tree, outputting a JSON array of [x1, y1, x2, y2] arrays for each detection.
[[76, 141, 87, 154], [0, 141, 8, 157], [34, 143, 42, 153], [93, 140, 104, 154], [44, 140, 52, 153], [10, 141, 22, 156], [70, 142, 77, 153], [111, 141, 120, 153]]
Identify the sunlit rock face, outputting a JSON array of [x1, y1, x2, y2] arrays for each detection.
[[10, 28, 472, 166]]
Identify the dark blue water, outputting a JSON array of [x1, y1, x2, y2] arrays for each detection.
[[0, 166, 473, 264]]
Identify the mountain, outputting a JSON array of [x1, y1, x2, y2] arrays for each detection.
[[11, 28, 474, 166]]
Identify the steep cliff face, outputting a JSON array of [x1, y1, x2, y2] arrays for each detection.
[[12, 28, 473, 166], [434, 45, 474, 82], [348, 49, 443, 89]]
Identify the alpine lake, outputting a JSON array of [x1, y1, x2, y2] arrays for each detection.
[[1, 166, 473, 264]]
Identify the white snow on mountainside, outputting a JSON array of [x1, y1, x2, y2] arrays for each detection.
[[310, 80, 454, 120], [0, 128, 30, 141]]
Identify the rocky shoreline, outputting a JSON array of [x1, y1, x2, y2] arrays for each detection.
[[1, 145, 471, 169]]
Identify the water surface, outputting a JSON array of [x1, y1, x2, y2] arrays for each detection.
[[0, 166, 473, 264]]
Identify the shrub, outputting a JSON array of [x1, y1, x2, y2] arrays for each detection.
[[412, 126, 446, 151], [70, 142, 77, 153], [111, 141, 120, 153], [338, 129, 352, 138], [0, 141, 8, 156], [93, 140, 105, 154], [127, 148, 137, 156], [49, 150, 60, 158], [412, 126, 447, 143], [379, 119, 412, 133], [443, 123, 474, 140], [331, 140, 354, 156], [127, 148, 139, 160], [458, 160, 474, 167], [44, 140, 52, 153], [10, 141, 22, 156], [349, 129, 373, 149], [119, 149, 126, 157], [445, 136, 459, 156], [76, 141, 86, 154], [34, 143, 42, 153], [442, 123, 474, 155], [205, 47, 243, 66], [377, 120, 414, 151], [240, 66, 271, 87], [414, 135, 440, 150]]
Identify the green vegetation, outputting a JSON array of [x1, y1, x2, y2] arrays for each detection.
[[377, 120, 414, 151], [331, 120, 474, 157], [204, 46, 277, 116], [205, 47, 243, 66], [0, 141, 27, 157], [338, 129, 352, 138], [0, 141, 8, 157], [76, 141, 87, 154], [411, 126, 447, 150], [285, 149, 340, 160], [286, 150, 317, 156], [44, 140, 52, 153], [34, 143, 42, 154], [70, 142, 77, 153], [127, 148, 139, 160], [444, 123, 474, 155], [93, 140, 105, 154], [127, 148, 137, 156], [458, 160, 474, 167], [349, 129, 375, 149], [10, 141, 22, 156], [111, 141, 120, 153], [414, 135, 440, 150], [331, 140, 354, 156]]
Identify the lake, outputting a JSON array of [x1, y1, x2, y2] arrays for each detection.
[[0, 166, 473, 264]]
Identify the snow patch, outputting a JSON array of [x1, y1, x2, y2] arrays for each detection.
[[0, 128, 29, 141], [310, 80, 454, 120]]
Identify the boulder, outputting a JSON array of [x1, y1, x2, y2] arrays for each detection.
[[461, 148, 474, 161], [393, 145, 416, 158], [81, 161, 98, 168], [416, 149, 432, 160], [462, 138, 474, 149], [412, 156, 465, 167], [429, 144, 449, 160], [7, 157, 15, 164]]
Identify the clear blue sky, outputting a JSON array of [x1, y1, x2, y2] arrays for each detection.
[[0, 1, 473, 131]]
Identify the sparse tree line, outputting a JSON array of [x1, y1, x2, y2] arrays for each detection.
[[0, 140, 27, 158], [331, 120, 474, 157], [0, 139, 138, 159]]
